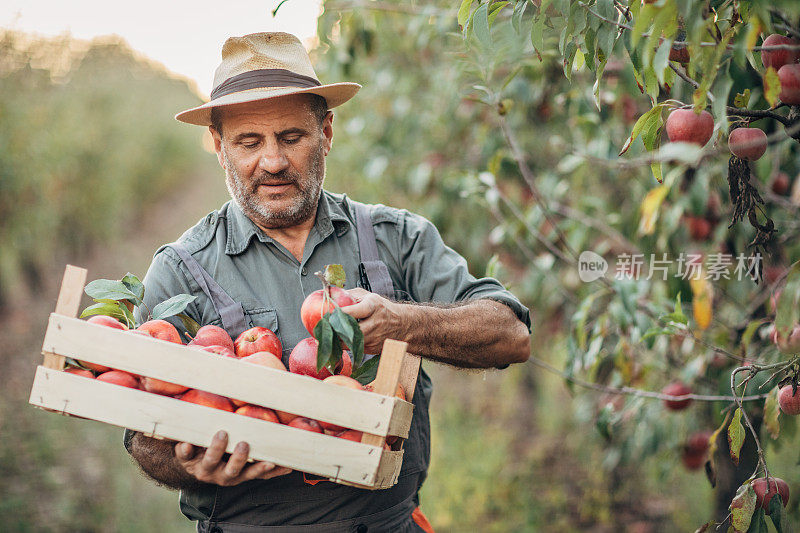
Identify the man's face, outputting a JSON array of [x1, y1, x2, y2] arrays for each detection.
[[211, 95, 333, 230]]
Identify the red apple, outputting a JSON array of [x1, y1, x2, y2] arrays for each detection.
[[234, 327, 282, 359], [662, 382, 693, 411], [194, 344, 237, 358], [64, 367, 95, 378], [319, 375, 364, 431], [141, 376, 189, 396], [685, 215, 713, 241], [82, 315, 128, 372], [180, 389, 234, 412], [778, 63, 800, 105], [287, 417, 323, 433], [136, 319, 182, 344], [300, 287, 356, 335], [289, 338, 352, 379], [752, 477, 790, 513], [188, 324, 234, 352], [231, 351, 287, 408], [669, 44, 690, 64], [276, 411, 300, 425], [97, 370, 140, 389], [761, 34, 800, 70], [666, 109, 714, 146], [336, 429, 363, 442], [86, 315, 128, 330], [771, 172, 791, 195], [778, 384, 800, 415], [773, 324, 800, 354], [728, 128, 767, 161], [235, 405, 279, 423], [681, 431, 712, 471]]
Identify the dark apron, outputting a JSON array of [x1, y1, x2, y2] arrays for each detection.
[[168, 201, 432, 531]]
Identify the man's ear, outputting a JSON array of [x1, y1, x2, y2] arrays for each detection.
[[322, 111, 334, 156], [210, 126, 226, 169]]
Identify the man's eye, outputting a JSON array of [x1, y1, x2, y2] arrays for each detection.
[[282, 136, 301, 144], [242, 142, 260, 149]]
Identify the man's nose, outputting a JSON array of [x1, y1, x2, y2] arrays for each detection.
[[257, 142, 289, 174]]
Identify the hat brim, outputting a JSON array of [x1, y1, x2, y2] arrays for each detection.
[[175, 82, 361, 126]]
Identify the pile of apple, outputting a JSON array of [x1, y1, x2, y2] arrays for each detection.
[[67, 286, 406, 445]]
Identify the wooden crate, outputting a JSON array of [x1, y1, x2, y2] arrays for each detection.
[[29, 265, 421, 489]]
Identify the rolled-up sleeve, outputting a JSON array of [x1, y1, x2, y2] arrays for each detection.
[[391, 210, 531, 332]]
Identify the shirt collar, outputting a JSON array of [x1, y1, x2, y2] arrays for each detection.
[[224, 192, 352, 256]]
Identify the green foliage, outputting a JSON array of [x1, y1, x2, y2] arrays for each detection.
[[0, 30, 205, 304], [320, 0, 800, 528]]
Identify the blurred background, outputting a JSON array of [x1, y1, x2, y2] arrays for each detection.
[[3, 1, 800, 531]]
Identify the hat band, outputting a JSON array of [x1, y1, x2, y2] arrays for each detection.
[[210, 68, 321, 100]]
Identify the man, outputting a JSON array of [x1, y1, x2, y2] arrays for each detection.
[[127, 32, 530, 532]]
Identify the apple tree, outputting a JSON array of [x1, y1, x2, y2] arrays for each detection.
[[313, 0, 800, 528], [452, 0, 800, 529]]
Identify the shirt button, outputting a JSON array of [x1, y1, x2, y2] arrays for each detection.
[[301, 267, 308, 276], [354, 525, 367, 533]]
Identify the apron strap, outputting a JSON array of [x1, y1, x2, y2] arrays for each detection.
[[353, 203, 395, 299], [168, 242, 249, 338]]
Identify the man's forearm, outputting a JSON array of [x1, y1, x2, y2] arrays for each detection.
[[397, 299, 530, 368], [128, 431, 207, 492]]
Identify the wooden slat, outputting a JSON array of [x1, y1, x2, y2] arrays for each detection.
[[398, 354, 422, 401], [43, 265, 87, 370], [361, 340, 407, 447], [339, 449, 403, 489], [29, 366, 386, 486], [42, 315, 413, 437]]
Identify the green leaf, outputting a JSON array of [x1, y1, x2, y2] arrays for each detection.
[[653, 38, 672, 84], [619, 103, 664, 156], [79, 301, 127, 321], [764, 67, 781, 107], [350, 355, 380, 385], [767, 494, 787, 532], [84, 279, 141, 306], [730, 483, 757, 533], [712, 73, 734, 136], [330, 308, 364, 368], [746, 508, 768, 533], [488, 1, 508, 27], [120, 301, 136, 329], [473, 3, 491, 46], [120, 273, 145, 302], [323, 264, 347, 288], [728, 408, 746, 466], [176, 313, 201, 338], [313, 314, 334, 371], [740, 320, 764, 354], [530, 14, 546, 53], [511, 0, 528, 33], [595, 403, 615, 440], [457, 0, 473, 29], [734, 89, 751, 109], [775, 261, 800, 339], [151, 294, 197, 321]]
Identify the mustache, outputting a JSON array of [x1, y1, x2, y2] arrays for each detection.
[[251, 172, 300, 188]]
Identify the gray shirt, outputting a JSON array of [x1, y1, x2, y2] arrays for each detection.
[[132, 190, 530, 527]]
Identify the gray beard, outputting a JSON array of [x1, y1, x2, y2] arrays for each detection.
[[223, 145, 325, 229]]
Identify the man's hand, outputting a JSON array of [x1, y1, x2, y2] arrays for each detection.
[[340, 288, 404, 354], [174, 430, 291, 487], [340, 289, 530, 368]]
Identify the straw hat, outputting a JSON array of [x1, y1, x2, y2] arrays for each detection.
[[175, 32, 361, 126]]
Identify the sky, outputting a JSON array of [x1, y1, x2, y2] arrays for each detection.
[[0, 0, 323, 96]]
